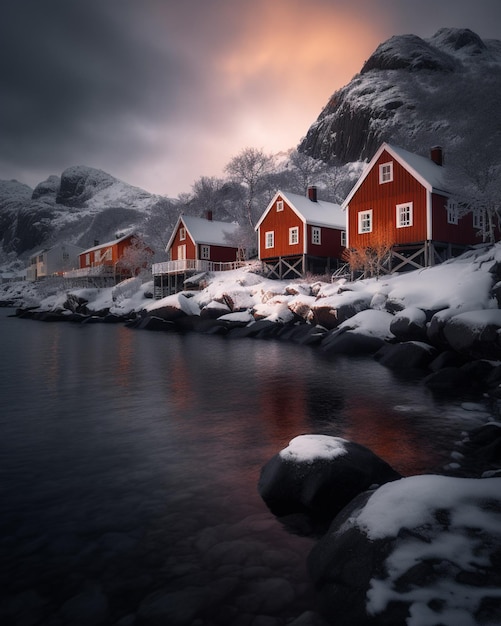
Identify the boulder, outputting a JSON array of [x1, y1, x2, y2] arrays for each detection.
[[423, 366, 471, 391], [442, 309, 501, 359], [389, 306, 427, 341], [374, 341, 437, 370], [308, 474, 501, 626], [321, 329, 385, 356], [258, 435, 401, 535]]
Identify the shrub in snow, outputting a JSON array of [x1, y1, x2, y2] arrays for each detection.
[[258, 435, 401, 535]]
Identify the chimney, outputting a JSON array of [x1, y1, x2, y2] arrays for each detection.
[[206, 210, 213, 221], [430, 146, 443, 166], [307, 185, 318, 202], [94, 240, 99, 246]]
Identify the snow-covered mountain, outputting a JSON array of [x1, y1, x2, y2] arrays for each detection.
[[0, 166, 173, 261], [298, 28, 501, 165]]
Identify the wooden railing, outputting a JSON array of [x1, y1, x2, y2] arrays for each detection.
[[151, 259, 244, 276], [63, 265, 116, 279]]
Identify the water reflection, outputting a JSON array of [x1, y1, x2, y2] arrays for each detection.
[[0, 311, 493, 625]]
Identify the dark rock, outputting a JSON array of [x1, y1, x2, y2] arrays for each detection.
[[423, 367, 470, 391], [321, 329, 385, 355], [137, 315, 176, 331], [389, 309, 427, 342], [443, 311, 501, 360], [428, 350, 469, 372], [258, 435, 401, 536], [374, 341, 437, 370], [226, 319, 281, 339], [308, 474, 501, 626]]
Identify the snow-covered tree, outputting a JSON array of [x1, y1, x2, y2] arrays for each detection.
[[116, 236, 154, 279], [224, 147, 276, 228]]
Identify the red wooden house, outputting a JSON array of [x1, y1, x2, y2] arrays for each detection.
[[152, 214, 243, 297], [73, 232, 150, 283], [166, 214, 242, 265], [342, 142, 485, 272], [255, 187, 346, 279]]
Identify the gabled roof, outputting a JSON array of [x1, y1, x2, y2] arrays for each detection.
[[80, 232, 136, 255], [166, 215, 240, 251], [341, 142, 448, 209], [255, 190, 345, 230]]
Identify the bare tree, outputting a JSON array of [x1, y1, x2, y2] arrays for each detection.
[[116, 236, 154, 280], [224, 147, 275, 228], [446, 146, 501, 244]]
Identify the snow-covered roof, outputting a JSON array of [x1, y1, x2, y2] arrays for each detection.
[[166, 215, 240, 251], [80, 232, 136, 255], [342, 142, 448, 209], [255, 190, 345, 230]]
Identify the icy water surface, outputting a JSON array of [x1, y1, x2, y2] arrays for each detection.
[[0, 308, 493, 625]]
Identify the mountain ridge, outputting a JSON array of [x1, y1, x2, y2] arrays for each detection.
[[298, 27, 501, 165]]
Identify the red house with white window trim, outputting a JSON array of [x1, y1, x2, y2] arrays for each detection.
[[151, 213, 243, 297], [255, 187, 346, 279], [342, 142, 485, 271], [166, 214, 242, 264]]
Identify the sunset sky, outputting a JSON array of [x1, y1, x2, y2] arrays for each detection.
[[2, 0, 501, 197]]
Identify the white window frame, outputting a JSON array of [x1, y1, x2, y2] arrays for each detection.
[[200, 245, 210, 260], [473, 209, 485, 230], [289, 226, 299, 245], [358, 210, 373, 234], [341, 230, 347, 247], [447, 200, 459, 225], [85, 253, 90, 266], [179, 227, 186, 241], [396, 202, 413, 228], [379, 161, 393, 184], [178, 244, 186, 260], [312, 227, 321, 245], [276, 199, 284, 212], [265, 231, 274, 249]]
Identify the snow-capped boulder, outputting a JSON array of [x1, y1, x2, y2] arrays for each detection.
[[258, 435, 401, 535], [389, 306, 427, 342], [320, 328, 385, 356], [442, 309, 501, 359], [310, 291, 372, 330], [308, 475, 501, 626], [143, 292, 200, 321]]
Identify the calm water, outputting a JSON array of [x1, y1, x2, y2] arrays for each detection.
[[0, 308, 493, 625]]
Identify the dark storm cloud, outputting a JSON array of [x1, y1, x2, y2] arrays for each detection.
[[2, 0, 501, 196], [0, 0, 191, 168]]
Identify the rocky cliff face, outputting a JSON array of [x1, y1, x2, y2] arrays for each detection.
[[298, 28, 501, 165], [0, 167, 170, 259]]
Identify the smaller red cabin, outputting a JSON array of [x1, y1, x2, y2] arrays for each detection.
[[166, 214, 242, 264], [79, 233, 151, 281], [255, 188, 346, 279]]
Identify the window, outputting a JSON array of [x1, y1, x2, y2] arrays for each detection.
[[289, 227, 299, 245], [312, 227, 321, 245], [178, 244, 186, 260], [341, 230, 347, 247], [201, 245, 210, 259], [179, 227, 186, 241], [473, 209, 485, 230], [276, 199, 284, 212], [396, 202, 413, 228], [85, 253, 90, 266], [265, 231, 274, 249], [379, 161, 393, 184], [446, 201, 459, 225], [358, 210, 373, 234]]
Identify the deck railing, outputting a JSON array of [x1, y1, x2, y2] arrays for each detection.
[[63, 265, 116, 279], [151, 259, 244, 276]]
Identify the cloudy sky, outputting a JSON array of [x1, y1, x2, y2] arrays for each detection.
[[2, 0, 501, 197]]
